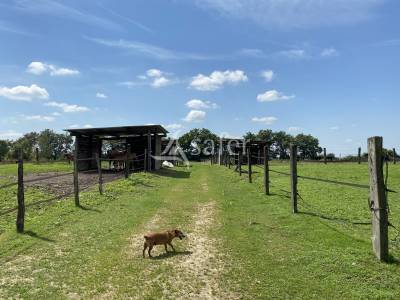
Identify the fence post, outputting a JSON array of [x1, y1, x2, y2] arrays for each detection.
[[358, 147, 362, 164], [144, 149, 147, 172], [393, 148, 396, 165], [247, 150, 252, 183], [35, 147, 39, 163], [238, 151, 242, 176], [16, 149, 25, 233], [290, 144, 298, 213], [323, 148, 327, 164], [228, 153, 231, 169], [368, 136, 389, 262], [96, 153, 103, 195], [124, 152, 129, 179], [264, 145, 270, 195], [73, 141, 79, 206]]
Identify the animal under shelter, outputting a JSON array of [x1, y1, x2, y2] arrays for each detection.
[[65, 125, 168, 171]]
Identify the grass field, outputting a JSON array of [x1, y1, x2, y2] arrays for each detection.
[[0, 162, 400, 299]]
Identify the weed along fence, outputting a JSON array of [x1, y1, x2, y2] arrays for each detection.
[[213, 136, 398, 263]]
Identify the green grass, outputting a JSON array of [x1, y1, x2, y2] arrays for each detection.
[[0, 162, 400, 299]]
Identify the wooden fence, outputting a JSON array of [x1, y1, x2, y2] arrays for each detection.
[[213, 136, 397, 263]]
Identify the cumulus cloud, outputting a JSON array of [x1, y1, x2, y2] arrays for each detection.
[[257, 90, 295, 102], [96, 92, 108, 99], [261, 70, 274, 82], [189, 70, 248, 91], [130, 68, 175, 88], [251, 116, 278, 125], [151, 76, 171, 88], [183, 110, 206, 122], [44, 101, 89, 112], [186, 99, 219, 110], [23, 115, 55, 122], [320, 48, 339, 57], [27, 61, 80, 76], [0, 84, 49, 101]]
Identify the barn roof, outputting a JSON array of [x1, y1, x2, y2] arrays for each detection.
[[65, 125, 168, 137]]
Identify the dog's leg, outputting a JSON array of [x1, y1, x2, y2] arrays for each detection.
[[164, 244, 168, 253], [143, 242, 148, 258], [148, 245, 153, 258], [167, 242, 175, 252]]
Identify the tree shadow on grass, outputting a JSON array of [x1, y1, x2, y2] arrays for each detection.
[[150, 250, 193, 260], [154, 169, 191, 179], [24, 230, 55, 243], [77, 204, 102, 213]]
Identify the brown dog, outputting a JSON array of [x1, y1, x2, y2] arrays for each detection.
[[143, 229, 186, 258]]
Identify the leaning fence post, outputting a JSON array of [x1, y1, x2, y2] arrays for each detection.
[[96, 153, 103, 195], [73, 141, 79, 206], [16, 149, 25, 233], [238, 151, 242, 176], [323, 148, 327, 164], [264, 145, 270, 195], [368, 136, 389, 262], [290, 144, 298, 213], [358, 147, 362, 164], [393, 148, 396, 165], [247, 150, 252, 183]]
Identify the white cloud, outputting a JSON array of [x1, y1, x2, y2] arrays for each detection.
[[321, 48, 339, 57], [183, 110, 206, 122], [257, 90, 295, 102], [83, 124, 93, 128], [251, 116, 278, 125], [96, 92, 108, 99], [68, 124, 80, 128], [186, 99, 219, 110], [261, 70, 274, 82], [23, 115, 55, 122], [0, 130, 22, 140], [288, 126, 302, 133], [278, 49, 307, 59], [27, 61, 80, 76], [151, 76, 171, 88], [0, 84, 49, 101], [146, 68, 163, 77], [164, 123, 183, 130], [51, 112, 61, 116], [44, 101, 89, 113], [219, 131, 241, 139], [195, 0, 384, 29], [189, 70, 248, 91]]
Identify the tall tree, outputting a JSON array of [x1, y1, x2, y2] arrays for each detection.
[[294, 134, 322, 159], [178, 128, 219, 159], [0, 140, 10, 161], [9, 132, 39, 159], [272, 131, 293, 159]]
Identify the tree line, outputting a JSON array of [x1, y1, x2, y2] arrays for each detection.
[[0, 129, 73, 161]]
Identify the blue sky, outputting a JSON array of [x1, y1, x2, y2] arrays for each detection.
[[0, 0, 399, 155]]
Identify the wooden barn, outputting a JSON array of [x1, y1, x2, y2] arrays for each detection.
[[65, 125, 168, 171]]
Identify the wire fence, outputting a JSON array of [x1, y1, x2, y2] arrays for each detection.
[[213, 139, 399, 262]]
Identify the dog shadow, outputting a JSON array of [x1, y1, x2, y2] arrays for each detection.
[[150, 250, 193, 260]]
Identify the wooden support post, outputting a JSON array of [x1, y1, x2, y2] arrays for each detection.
[[368, 136, 389, 262], [96, 153, 103, 195], [228, 153, 231, 169], [144, 149, 147, 172], [247, 150, 252, 183], [358, 147, 362, 164], [323, 148, 327, 164], [393, 148, 396, 165], [264, 145, 269, 195], [35, 147, 39, 163], [258, 148, 261, 165], [124, 152, 129, 179], [238, 151, 242, 176], [73, 140, 79, 206], [290, 144, 298, 213], [147, 131, 152, 171], [16, 149, 25, 233]]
